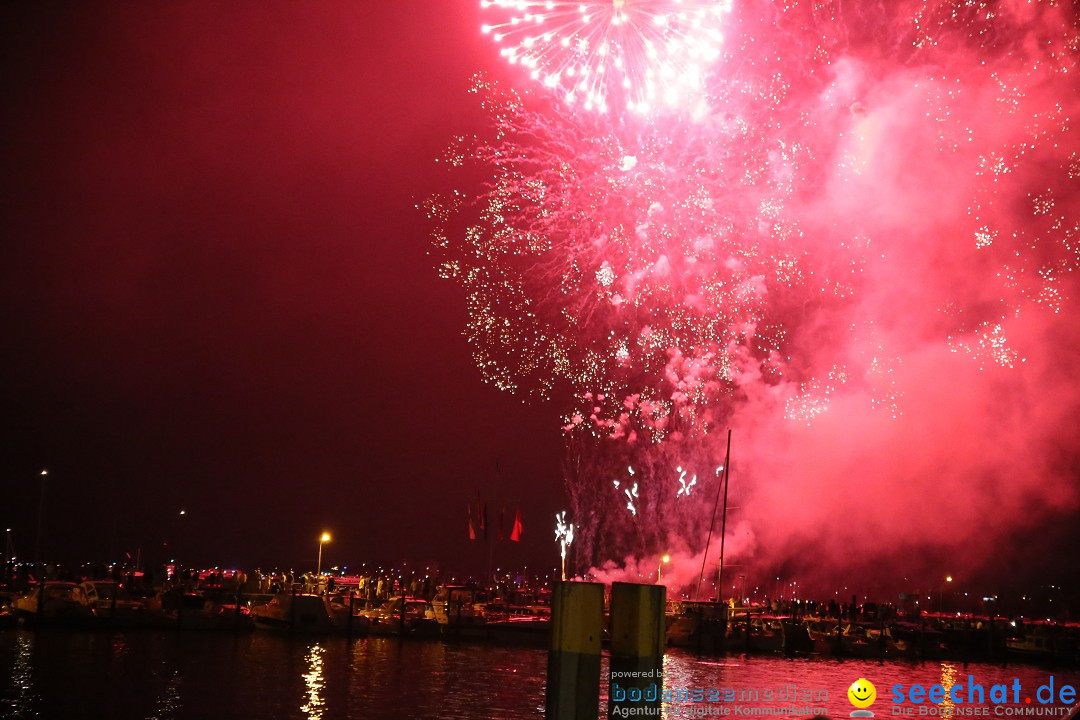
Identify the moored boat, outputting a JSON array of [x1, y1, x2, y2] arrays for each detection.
[[1006, 625, 1075, 661], [486, 606, 550, 646], [358, 596, 438, 637], [251, 592, 348, 634], [156, 590, 251, 630], [13, 581, 93, 624], [666, 600, 728, 651], [432, 585, 488, 639], [78, 580, 146, 625]]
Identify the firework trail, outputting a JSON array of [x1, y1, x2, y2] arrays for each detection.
[[555, 510, 575, 579], [428, 0, 1080, 590]]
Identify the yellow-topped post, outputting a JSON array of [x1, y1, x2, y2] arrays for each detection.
[[546, 581, 604, 720], [608, 582, 665, 719]]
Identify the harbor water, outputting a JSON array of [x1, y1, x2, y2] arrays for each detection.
[[2, 629, 1078, 719]]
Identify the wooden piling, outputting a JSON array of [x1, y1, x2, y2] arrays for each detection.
[[608, 582, 664, 720], [36, 578, 45, 625], [347, 592, 354, 639], [962, 621, 969, 668], [546, 581, 604, 720], [878, 615, 886, 664], [454, 598, 462, 640], [289, 587, 296, 635]]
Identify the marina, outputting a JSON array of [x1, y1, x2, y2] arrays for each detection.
[[2, 627, 1079, 719], [2, 570, 1078, 665]]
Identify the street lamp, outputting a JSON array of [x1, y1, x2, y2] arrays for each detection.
[[940, 575, 953, 614], [172, 509, 188, 573], [3, 528, 13, 582], [317, 532, 331, 577], [34, 469, 48, 567], [658, 554, 671, 584]]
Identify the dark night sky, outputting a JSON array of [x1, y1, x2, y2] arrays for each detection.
[[0, 1, 566, 574]]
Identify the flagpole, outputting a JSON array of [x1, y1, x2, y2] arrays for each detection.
[[487, 459, 500, 588]]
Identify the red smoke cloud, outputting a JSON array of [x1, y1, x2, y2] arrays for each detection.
[[434, 0, 1080, 596]]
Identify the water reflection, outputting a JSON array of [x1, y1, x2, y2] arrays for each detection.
[[10, 631, 39, 719], [345, 638, 547, 719], [661, 652, 742, 719], [146, 670, 182, 720], [940, 662, 960, 718], [301, 644, 326, 720], [2, 630, 1078, 719]]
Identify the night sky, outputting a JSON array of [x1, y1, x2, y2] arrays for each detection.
[[3, 1, 1079, 602], [1, 1, 565, 573]]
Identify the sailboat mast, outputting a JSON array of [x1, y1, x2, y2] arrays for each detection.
[[716, 430, 732, 604], [697, 428, 731, 601]]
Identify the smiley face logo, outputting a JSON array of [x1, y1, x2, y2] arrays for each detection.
[[848, 678, 877, 709]]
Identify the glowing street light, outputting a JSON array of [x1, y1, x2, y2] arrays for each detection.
[[316, 532, 331, 578], [658, 554, 671, 584], [171, 508, 189, 572], [3, 528, 13, 580], [35, 469, 48, 566], [940, 575, 953, 614]]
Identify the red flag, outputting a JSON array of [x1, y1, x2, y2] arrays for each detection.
[[510, 508, 523, 542], [468, 503, 476, 541]]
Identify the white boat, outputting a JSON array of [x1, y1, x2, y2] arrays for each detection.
[[0, 591, 18, 628], [358, 596, 437, 636], [13, 581, 93, 622], [78, 580, 145, 622], [432, 585, 484, 624], [158, 590, 250, 630], [485, 604, 551, 646], [1006, 625, 1072, 660], [666, 600, 728, 650], [432, 585, 488, 638], [250, 593, 350, 634]]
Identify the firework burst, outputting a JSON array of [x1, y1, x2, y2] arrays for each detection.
[[481, 0, 733, 114], [424, 68, 860, 452], [431, 0, 1080, 580]]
